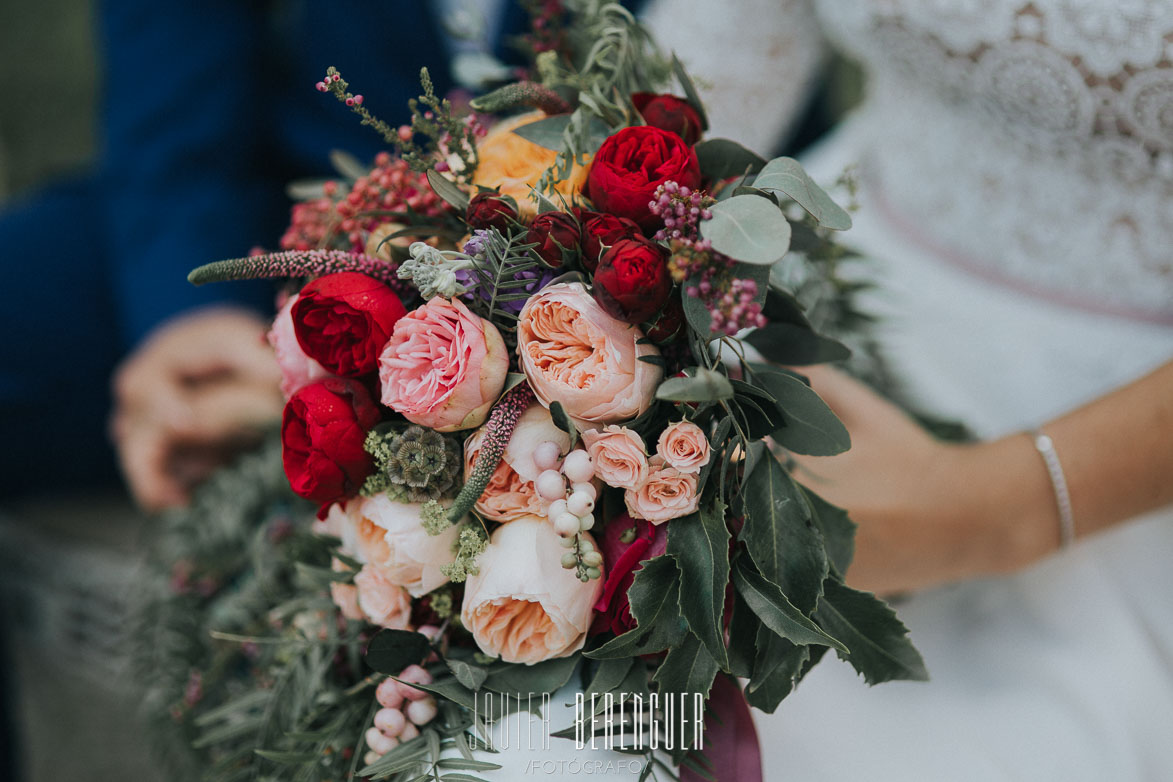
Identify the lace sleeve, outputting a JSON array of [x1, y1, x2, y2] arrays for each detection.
[[642, 0, 827, 154]]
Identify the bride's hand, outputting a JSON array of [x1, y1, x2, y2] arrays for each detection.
[[788, 366, 1057, 596]]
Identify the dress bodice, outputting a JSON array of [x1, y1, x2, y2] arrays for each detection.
[[813, 0, 1173, 324]]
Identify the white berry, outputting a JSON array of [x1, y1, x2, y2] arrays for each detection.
[[554, 512, 581, 537], [536, 469, 567, 500], [578, 513, 595, 531], [570, 482, 597, 501], [562, 450, 595, 483], [547, 499, 568, 519], [534, 441, 562, 472], [374, 707, 406, 737], [566, 491, 594, 517], [366, 726, 397, 755], [406, 697, 438, 726]]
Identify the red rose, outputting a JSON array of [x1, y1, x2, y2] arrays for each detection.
[[591, 515, 667, 636], [466, 192, 518, 231], [292, 272, 406, 377], [526, 211, 580, 266], [632, 92, 704, 145], [577, 210, 641, 273], [644, 294, 685, 343], [593, 236, 673, 324], [281, 378, 380, 506], [585, 126, 701, 230]]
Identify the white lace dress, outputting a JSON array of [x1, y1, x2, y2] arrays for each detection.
[[654, 1, 1173, 779]]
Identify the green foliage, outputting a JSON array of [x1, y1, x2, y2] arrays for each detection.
[[586, 556, 687, 659], [441, 525, 489, 583], [667, 504, 731, 670], [366, 630, 432, 674], [655, 366, 734, 403], [699, 194, 792, 265], [753, 156, 853, 231], [814, 579, 929, 685], [749, 366, 852, 456]]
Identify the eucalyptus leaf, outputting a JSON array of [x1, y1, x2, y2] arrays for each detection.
[[366, 629, 431, 674], [655, 367, 734, 403], [700, 194, 791, 266], [667, 504, 730, 670], [814, 579, 929, 684], [740, 455, 829, 613], [694, 138, 766, 180], [586, 556, 687, 659], [681, 285, 714, 338], [754, 367, 851, 456], [427, 169, 470, 212], [731, 557, 844, 651], [754, 157, 852, 230], [744, 322, 851, 365], [762, 286, 811, 328]]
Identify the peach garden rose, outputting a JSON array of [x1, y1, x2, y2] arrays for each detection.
[[624, 457, 700, 524], [581, 425, 649, 490], [464, 403, 571, 521], [353, 493, 462, 597], [461, 516, 603, 664], [353, 564, 414, 629], [517, 282, 662, 426], [379, 296, 509, 432], [656, 420, 711, 474]]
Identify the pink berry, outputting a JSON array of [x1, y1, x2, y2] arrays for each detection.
[[374, 707, 406, 737], [396, 665, 433, 701], [376, 678, 404, 709], [406, 697, 438, 726], [562, 450, 594, 483], [365, 727, 396, 755], [399, 722, 420, 742]]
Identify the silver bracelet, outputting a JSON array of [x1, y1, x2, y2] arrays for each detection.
[[1030, 430, 1076, 549]]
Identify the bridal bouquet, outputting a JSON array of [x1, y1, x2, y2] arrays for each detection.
[[141, 3, 924, 780]]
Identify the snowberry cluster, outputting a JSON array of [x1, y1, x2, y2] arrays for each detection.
[[363, 661, 438, 767], [648, 180, 713, 242], [280, 151, 446, 253], [532, 443, 605, 581]]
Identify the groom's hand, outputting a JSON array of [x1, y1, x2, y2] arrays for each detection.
[[111, 307, 284, 511]]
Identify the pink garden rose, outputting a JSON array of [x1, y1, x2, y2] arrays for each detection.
[[624, 457, 699, 524], [517, 282, 662, 426], [581, 425, 649, 490], [379, 297, 509, 432], [354, 564, 414, 629], [464, 404, 571, 521], [461, 516, 603, 664], [269, 294, 331, 399], [329, 557, 364, 622], [353, 494, 462, 597], [656, 420, 711, 474]]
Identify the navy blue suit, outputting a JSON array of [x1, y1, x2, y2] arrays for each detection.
[[0, 1, 539, 496]]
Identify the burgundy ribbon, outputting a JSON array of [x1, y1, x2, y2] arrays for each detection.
[[681, 676, 763, 782]]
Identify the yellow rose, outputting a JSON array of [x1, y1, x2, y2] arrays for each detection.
[[473, 112, 589, 218]]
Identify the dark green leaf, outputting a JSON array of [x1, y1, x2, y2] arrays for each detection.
[[802, 487, 856, 578], [754, 157, 852, 230], [586, 556, 687, 659], [652, 632, 719, 761], [400, 676, 477, 710], [366, 629, 431, 674], [754, 368, 851, 456], [745, 632, 809, 713], [726, 591, 761, 679], [667, 504, 730, 670], [436, 758, 503, 771], [427, 169, 470, 212], [671, 53, 710, 131], [762, 286, 811, 328], [656, 367, 734, 403], [482, 653, 579, 695], [700, 195, 791, 265], [814, 579, 928, 684], [695, 138, 767, 180], [548, 400, 578, 445], [745, 322, 851, 366], [511, 114, 610, 152], [584, 657, 635, 709], [731, 556, 844, 651], [446, 658, 490, 691], [740, 456, 828, 612]]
